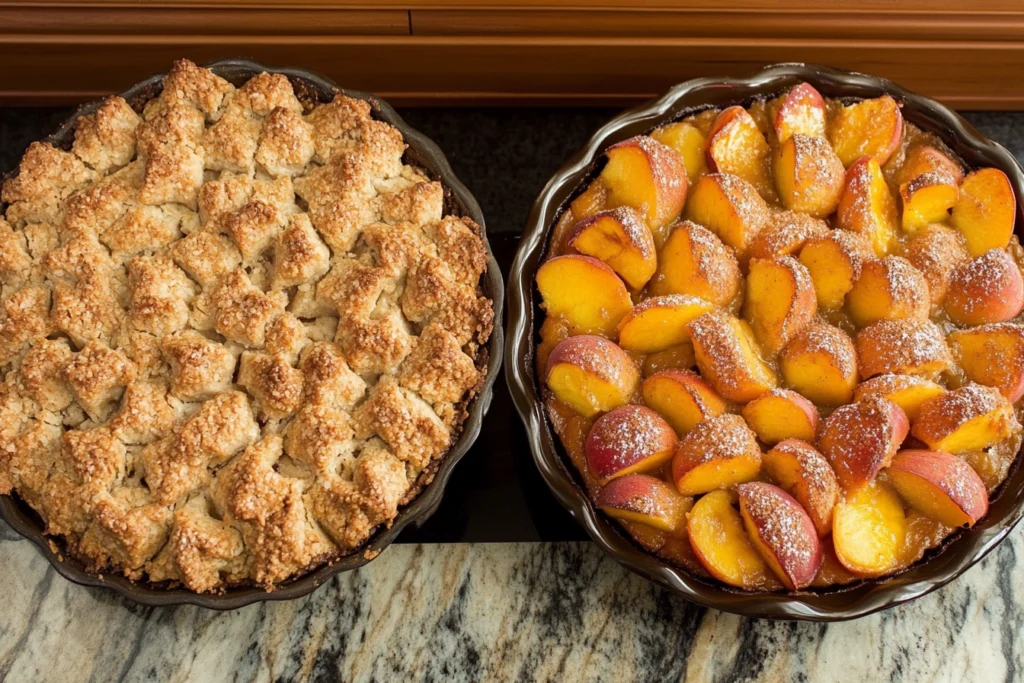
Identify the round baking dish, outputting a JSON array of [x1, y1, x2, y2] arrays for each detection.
[[0, 58, 504, 609], [506, 63, 1024, 621]]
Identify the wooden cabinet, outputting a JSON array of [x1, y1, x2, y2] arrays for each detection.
[[3, 0, 1023, 107]]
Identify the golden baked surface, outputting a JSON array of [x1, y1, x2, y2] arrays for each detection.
[[537, 82, 1024, 592], [0, 60, 492, 592]]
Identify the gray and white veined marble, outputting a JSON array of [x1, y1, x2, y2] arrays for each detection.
[[0, 522, 1020, 683]]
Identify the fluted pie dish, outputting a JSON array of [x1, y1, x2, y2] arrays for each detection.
[[0, 59, 502, 608], [507, 63, 1024, 620]]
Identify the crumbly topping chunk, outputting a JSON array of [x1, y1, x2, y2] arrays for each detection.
[[0, 59, 490, 591]]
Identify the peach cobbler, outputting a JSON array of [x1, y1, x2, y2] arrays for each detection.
[[536, 82, 1023, 591], [0, 60, 492, 592]]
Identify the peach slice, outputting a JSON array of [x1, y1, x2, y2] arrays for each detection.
[[736, 481, 823, 589], [650, 121, 707, 185], [779, 322, 858, 406], [944, 249, 1024, 326], [846, 256, 930, 328], [685, 173, 771, 255], [600, 135, 688, 241], [836, 156, 899, 257], [744, 256, 817, 356], [828, 95, 904, 167], [536, 255, 633, 336], [773, 134, 845, 217], [641, 368, 726, 435], [585, 405, 678, 483], [773, 82, 827, 143], [886, 450, 988, 527], [950, 167, 1017, 257], [853, 374, 946, 421], [548, 210, 580, 258], [818, 396, 909, 491], [894, 144, 964, 188], [911, 383, 1018, 453], [642, 343, 697, 377], [617, 295, 714, 354], [545, 335, 640, 418], [855, 319, 952, 380], [741, 388, 819, 444], [948, 323, 1024, 401], [648, 220, 741, 307], [672, 413, 762, 495], [690, 311, 778, 403], [536, 315, 571, 375], [902, 223, 970, 305], [832, 480, 908, 577], [764, 439, 839, 537], [900, 172, 959, 233], [748, 210, 828, 261], [706, 106, 774, 200], [595, 473, 691, 533], [687, 489, 772, 589], [798, 230, 873, 310], [568, 207, 657, 290], [570, 181, 608, 222]]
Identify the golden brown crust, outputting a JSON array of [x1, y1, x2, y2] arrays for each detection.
[[0, 59, 491, 592]]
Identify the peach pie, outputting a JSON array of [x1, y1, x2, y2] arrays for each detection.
[[538, 82, 1023, 591], [0, 60, 492, 592]]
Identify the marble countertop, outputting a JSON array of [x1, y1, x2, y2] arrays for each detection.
[[1, 521, 1020, 682]]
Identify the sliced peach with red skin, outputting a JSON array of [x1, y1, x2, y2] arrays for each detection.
[[818, 396, 909, 491], [948, 323, 1024, 402], [672, 413, 762, 495], [798, 230, 874, 310], [570, 181, 608, 222], [894, 144, 964, 188], [779, 321, 858, 406], [773, 134, 845, 218], [911, 383, 1019, 453], [847, 256, 930, 328], [641, 368, 727, 436], [836, 156, 899, 257], [706, 106, 774, 200], [687, 489, 773, 589], [886, 450, 988, 527], [568, 207, 657, 290], [744, 256, 817, 356], [600, 135, 688, 243], [853, 374, 946, 421], [900, 172, 959, 232], [828, 95, 904, 167], [536, 255, 632, 336], [736, 481, 823, 589], [689, 311, 778, 403], [832, 480, 908, 577], [684, 173, 771, 255], [748, 210, 828, 261], [944, 249, 1024, 326], [648, 220, 741, 307], [650, 121, 707, 185], [764, 439, 839, 537], [616, 294, 714, 354], [774, 82, 827, 143], [951, 167, 1017, 257], [741, 388, 819, 444], [545, 335, 640, 418], [585, 405, 678, 484], [595, 473, 691, 534], [903, 223, 970, 305], [642, 343, 697, 377], [855, 319, 952, 380]]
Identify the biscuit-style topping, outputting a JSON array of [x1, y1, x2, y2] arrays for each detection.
[[0, 59, 491, 592]]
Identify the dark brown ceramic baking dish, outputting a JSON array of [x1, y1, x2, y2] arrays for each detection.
[[0, 58, 504, 609], [506, 62, 1024, 621]]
